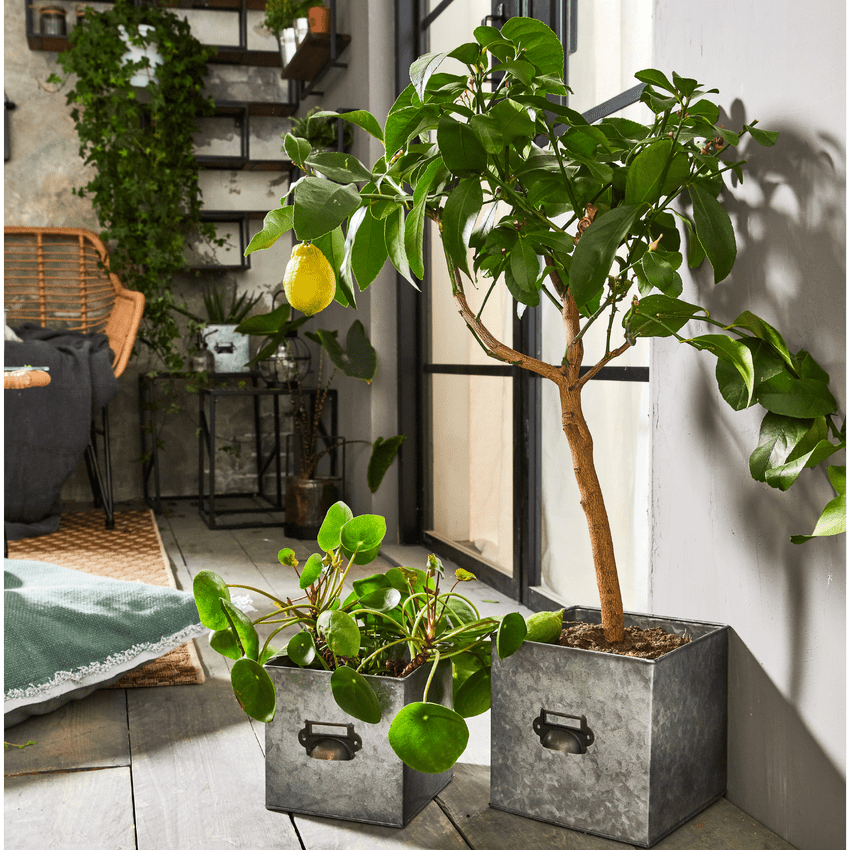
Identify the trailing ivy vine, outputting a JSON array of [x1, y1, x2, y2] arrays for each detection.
[[50, 0, 218, 370]]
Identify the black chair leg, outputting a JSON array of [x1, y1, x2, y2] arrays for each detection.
[[84, 405, 115, 530]]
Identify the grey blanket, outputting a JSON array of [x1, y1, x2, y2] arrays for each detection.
[[4, 326, 119, 539]]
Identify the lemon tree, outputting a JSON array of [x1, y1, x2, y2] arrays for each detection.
[[244, 19, 844, 642]]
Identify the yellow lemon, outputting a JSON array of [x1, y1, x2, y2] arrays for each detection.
[[283, 242, 336, 316]]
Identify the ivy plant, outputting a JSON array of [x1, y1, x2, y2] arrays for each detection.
[[49, 0, 220, 371], [193, 502, 526, 772], [242, 19, 845, 645]]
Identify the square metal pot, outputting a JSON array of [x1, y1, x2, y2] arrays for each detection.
[[490, 606, 728, 847], [265, 657, 454, 827]]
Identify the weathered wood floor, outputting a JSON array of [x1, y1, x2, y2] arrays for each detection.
[[5, 502, 798, 850]]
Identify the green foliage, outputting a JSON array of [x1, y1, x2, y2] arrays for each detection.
[[288, 106, 354, 152], [201, 286, 264, 325], [53, 0, 217, 371], [194, 503, 523, 771], [263, 0, 310, 36], [245, 18, 843, 547]]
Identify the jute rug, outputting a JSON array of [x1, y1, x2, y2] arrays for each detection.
[[6, 509, 205, 688]]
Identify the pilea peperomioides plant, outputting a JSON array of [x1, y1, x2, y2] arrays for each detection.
[[193, 502, 527, 772], [244, 19, 845, 643]]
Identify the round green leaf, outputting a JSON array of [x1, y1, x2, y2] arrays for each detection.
[[209, 627, 241, 660], [525, 609, 565, 644], [453, 667, 492, 718], [340, 514, 387, 555], [221, 599, 260, 662], [388, 702, 469, 773], [352, 573, 391, 598], [287, 630, 317, 667], [299, 553, 324, 589], [317, 610, 361, 658], [356, 587, 402, 613], [497, 611, 528, 659], [317, 501, 354, 552], [231, 657, 276, 723], [330, 666, 382, 723], [192, 570, 231, 630]]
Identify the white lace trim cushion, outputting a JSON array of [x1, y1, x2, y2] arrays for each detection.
[[4, 621, 208, 712]]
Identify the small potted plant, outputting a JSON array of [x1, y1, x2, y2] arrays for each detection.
[[307, 3, 330, 34], [241, 18, 844, 845], [192, 501, 527, 826], [262, 0, 310, 65], [287, 105, 353, 153], [236, 305, 405, 536], [197, 285, 263, 373]]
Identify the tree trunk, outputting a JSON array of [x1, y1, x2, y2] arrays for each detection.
[[557, 377, 625, 643]]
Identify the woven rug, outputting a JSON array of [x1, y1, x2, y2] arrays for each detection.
[[6, 509, 205, 688]]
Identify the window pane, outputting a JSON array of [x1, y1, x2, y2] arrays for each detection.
[[426, 373, 514, 576]]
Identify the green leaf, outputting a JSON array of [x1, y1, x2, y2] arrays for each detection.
[[791, 485, 846, 543], [388, 702, 469, 772], [367, 435, 405, 493], [299, 553, 324, 589], [304, 151, 373, 183], [405, 157, 447, 279], [726, 310, 795, 371], [231, 658, 276, 723], [340, 514, 387, 556], [715, 338, 787, 410], [641, 250, 683, 297], [287, 630, 318, 667], [352, 573, 391, 597], [749, 412, 813, 483], [634, 68, 677, 94], [312, 320, 377, 382], [744, 123, 779, 147], [491, 59, 536, 86], [317, 501, 354, 552], [350, 205, 389, 290], [209, 627, 242, 660], [525, 609, 564, 644], [453, 667, 492, 718], [293, 178, 362, 241], [686, 334, 755, 406], [496, 611, 527, 659], [500, 16, 564, 76], [192, 570, 231, 630], [384, 105, 440, 156], [221, 598, 260, 662], [384, 206, 416, 286], [437, 118, 488, 177], [244, 206, 294, 256], [356, 586, 402, 613], [442, 177, 483, 279], [687, 181, 736, 283], [509, 240, 541, 295], [765, 438, 842, 491], [626, 139, 674, 206], [447, 41, 481, 65], [570, 205, 642, 309], [410, 51, 449, 102], [330, 666, 382, 723], [756, 373, 838, 418], [306, 108, 384, 142], [283, 132, 312, 168], [626, 294, 706, 338], [317, 609, 361, 658]]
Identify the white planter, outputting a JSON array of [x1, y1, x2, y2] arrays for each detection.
[[118, 24, 162, 88], [294, 17, 308, 45], [281, 27, 297, 65], [204, 324, 251, 373]]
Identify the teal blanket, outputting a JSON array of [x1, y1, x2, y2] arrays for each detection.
[[4, 559, 206, 724]]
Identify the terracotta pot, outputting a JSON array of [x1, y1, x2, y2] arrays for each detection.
[[307, 5, 330, 34]]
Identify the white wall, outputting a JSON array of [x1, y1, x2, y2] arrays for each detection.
[[650, 3, 846, 848]]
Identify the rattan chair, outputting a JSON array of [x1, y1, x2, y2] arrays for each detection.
[[4, 226, 145, 528]]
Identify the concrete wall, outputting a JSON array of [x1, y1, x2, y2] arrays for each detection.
[[650, 3, 846, 848], [4, 0, 400, 535]]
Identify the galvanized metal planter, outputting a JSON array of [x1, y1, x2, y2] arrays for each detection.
[[490, 606, 728, 847], [265, 657, 454, 827]]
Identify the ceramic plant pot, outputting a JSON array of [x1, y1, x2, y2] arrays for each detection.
[[307, 5, 330, 33], [264, 657, 454, 826], [284, 476, 341, 538], [490, 607, 728, 847], [204, 324, 250, 373]]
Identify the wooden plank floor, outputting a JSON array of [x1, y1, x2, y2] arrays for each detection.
[[4, 501, 799, 850]]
